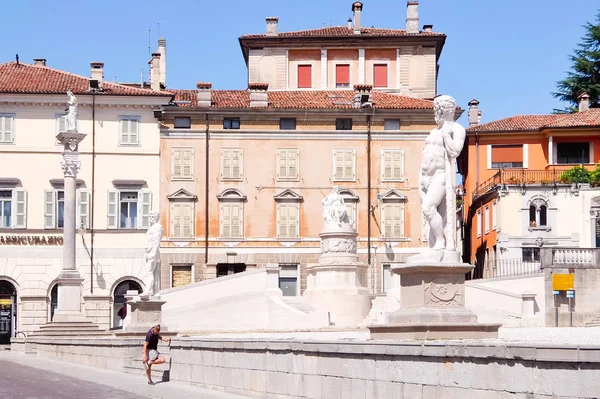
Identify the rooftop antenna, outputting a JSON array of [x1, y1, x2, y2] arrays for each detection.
[[147, 29, 151, 57], [157, 22, 160, 40], [140, 69, 144, 87], [15, 54, 19, 65]]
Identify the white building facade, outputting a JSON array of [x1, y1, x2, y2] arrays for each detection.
[[0, 59, 171, 341]]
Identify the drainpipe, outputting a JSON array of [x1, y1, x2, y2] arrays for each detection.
[[204, 114, 210, 266], [367, 114, 372, 266], [90, 92, 96, 294]]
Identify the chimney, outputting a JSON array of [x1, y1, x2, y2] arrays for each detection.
[[578, 92, 590, 112], [158, 38, 167, 88], [266, 17, 279, 37], [90, 62, 104, 85], [249, 83, 269, 107], [33, 58, 46, 66], [347, 18, 353, 30], [352, 2, 363, 34], [468, 99, 482, 127], [197, 82, 212, 107], [149, 53, 161, 91], [423, 24, 433, 33], [406, 1, 419, 34]]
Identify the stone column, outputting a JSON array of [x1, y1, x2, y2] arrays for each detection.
[[53, 132, 87, 323]]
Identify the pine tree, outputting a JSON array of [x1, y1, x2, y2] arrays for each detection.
[[553, 10, 600, 113]]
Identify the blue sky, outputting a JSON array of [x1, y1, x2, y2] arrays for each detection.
[[1, 0, 598, 124]]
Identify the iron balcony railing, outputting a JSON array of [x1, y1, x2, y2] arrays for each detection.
[[473, 168, 565, 199]]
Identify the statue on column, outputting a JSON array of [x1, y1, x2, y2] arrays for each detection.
[[65, 90, 78, 132], [141, 211, 164, 298], [410, 95, 466, 263], [322, 186, 351, 229]]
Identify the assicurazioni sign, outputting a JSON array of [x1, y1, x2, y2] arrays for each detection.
[[0, 236, 63, 246]]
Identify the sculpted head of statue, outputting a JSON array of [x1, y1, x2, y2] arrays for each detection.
[[149, 211, 160, 225], [433, 95, 456, 124]]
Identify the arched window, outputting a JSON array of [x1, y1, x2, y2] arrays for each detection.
[[50, 284, 58, 321], [529, 198, 548, 227]]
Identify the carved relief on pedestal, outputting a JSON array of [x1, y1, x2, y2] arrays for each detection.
[[424, 277, 463, 306], [320, 237, 357, 254], [136, 310, 161, 324]]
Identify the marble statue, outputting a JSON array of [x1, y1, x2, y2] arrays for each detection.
[[66, 90, 78, 132], [141, 211, 164, 298], [322, 186, 351, 229], [418, 95, 466, 254]]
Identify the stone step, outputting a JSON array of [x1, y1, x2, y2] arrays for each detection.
[[281, 297, 316, 314], [122, 363, 170, 382], [586, 319, 600, 327]]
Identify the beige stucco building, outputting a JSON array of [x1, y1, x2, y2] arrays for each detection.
[[157, 1, 454, 298], [0, 59, 171, 341]]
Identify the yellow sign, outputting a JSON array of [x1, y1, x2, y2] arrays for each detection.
[[552, 273, 574, 291], [0, 299, 12, 305]]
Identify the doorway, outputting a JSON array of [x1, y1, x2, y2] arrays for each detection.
[[113, 280, 142, 329], [0, 280, 17, 344], [216, 263, 246, 277]]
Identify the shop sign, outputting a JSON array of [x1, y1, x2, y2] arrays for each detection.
[[0, 235, 63, 246]]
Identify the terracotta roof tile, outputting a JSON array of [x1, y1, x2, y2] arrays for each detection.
[[468, 109, 600, 133], [240, 26, 444, 39], [170, 89, 434, 110], [0, 61, 172, 97]]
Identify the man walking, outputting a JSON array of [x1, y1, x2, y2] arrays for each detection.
[[142, 324, 171, 385]]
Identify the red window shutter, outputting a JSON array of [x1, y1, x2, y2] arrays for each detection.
[[336, 64, 350, 86], [491, 145, 523, 163], [374, 64, 388, 87], [298, 65, 312, 88]]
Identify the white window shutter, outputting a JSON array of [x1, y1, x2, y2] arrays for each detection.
[[120, 119, 129, 145], [231, 204, 241, 237], [183, 203, 193, 238], [107, 191, 118, 229], [2, 116, 14, 143], [221, 149, 229, 180], [171, 204, 181, 238], [383, 151, 392, 180], [383, 206, 392, 238], [130, 119, 139, 144], [183, 150, 192, 178], [12, 188, 27, 229], [334, 151, 343, 180], [348, 151, 355, 180], [393, 205, 403, 238], [277, 150, 285, 179], [138, 189, 152, 229], [232, 150, 242, 179], [289, 205, 298, 238], [278, 204, 287, 238], [290, 150, 299, 179], [77, 189, 89, 229], [44, 190, 56, 229], [221, 204, 230, 238], [172, 149, 181, 179]]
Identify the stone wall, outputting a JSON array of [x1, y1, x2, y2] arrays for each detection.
[[13, 337, 600, 399]]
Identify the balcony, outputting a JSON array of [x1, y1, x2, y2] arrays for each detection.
[[473, 169, 567, 199], [541, 247, 600, 268]]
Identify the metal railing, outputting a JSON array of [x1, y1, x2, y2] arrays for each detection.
[[541, 247, 600, 268], [473, 258, 542, 279], [474, 168, 563, 199]]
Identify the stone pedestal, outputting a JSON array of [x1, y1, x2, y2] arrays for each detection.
[[369, 260, 500, 340], [120, 293, 168, 335], [304, 226, 371, 327], [52, 274, 86, 323]]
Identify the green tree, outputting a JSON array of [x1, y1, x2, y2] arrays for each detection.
[[553, 10, 600, 113]]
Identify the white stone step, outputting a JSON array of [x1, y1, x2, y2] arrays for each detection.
[[360, 295, 400, 327], [280, 297, 316, 314]]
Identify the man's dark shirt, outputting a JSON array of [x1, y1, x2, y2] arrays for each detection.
[[145, 329, 159, 350]]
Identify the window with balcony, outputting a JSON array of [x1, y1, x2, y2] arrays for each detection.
[[556, 142, 590, 164], [335, 64, 350, 88], [490, 145, 523, 168]]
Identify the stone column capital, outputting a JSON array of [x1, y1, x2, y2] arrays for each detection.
[[61, 156, 81, 178]]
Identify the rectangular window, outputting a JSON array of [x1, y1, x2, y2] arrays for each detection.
[[277, 204, 299, 239], [55, 113, 69, 145], [170, 202, 194, 239], [373, 64, 388, 87], [381, 150, 405, 181], [382, 264, 394, 293], [171, 265, 192, 288], [476, 210, 482, 238], [0, 191, 11, 228], [492, 201, 497, 230], [491, 145, 523, 168], [335, 118, 353, 131], [384, 119, 400, 130], [0, 114, 15, 144], [279, 118, 296, 130], [277, 149, 300, 181], [220, 149, 243, 180], [383, 204, 404, 239], [297, 65, 312, 88], [44, 189, 87, 229], [174, 117, 191, 129], [119, 116, 140, 146], [485, 206, 490, 234], [522, 247, 540, 262], [336, 64, 350, 88], [333, 149, 356, 181], [279, 264, 298, 296], [172, 148, 194, 180], [221, 203, 243, 238], [106, 190, 151, 230], [556, 142, 590, 164], [223, 118, 240, 129]]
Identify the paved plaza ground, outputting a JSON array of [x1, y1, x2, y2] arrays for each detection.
[[0, 351, 251, 399]]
